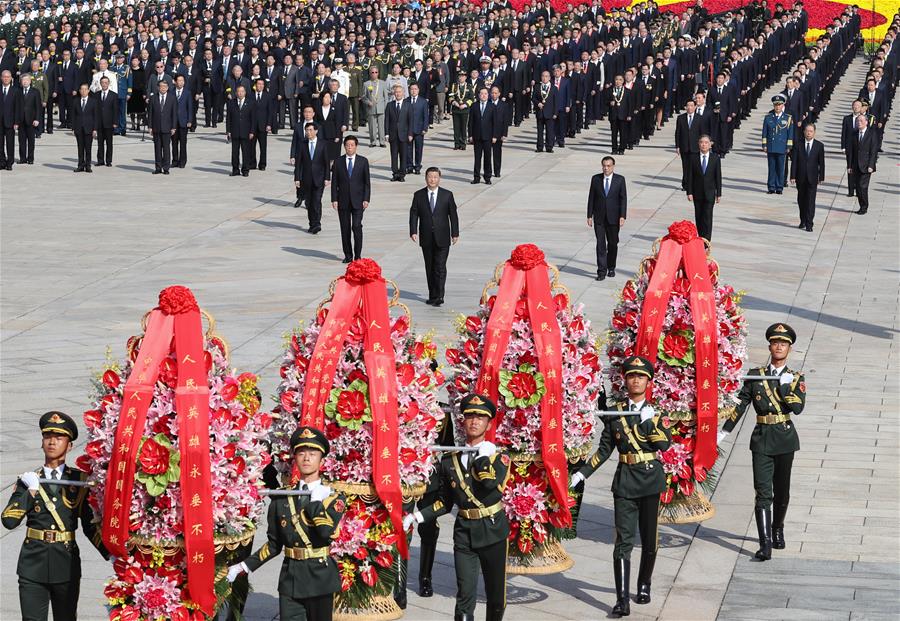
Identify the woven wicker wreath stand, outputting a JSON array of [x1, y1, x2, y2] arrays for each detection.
[[331, 481, 426, 621]]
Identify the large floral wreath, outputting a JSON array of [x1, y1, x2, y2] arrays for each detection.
[[80, 296, 272, 620], [607, 222, 747, 519], [271, 260, 445, 607]]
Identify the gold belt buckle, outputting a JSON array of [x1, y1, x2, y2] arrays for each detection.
[[44, 530, 56, 543]]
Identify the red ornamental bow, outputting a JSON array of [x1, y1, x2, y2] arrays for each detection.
[[475, 244, 571, 527], [634, 222, 718, 471], [300, 260, 407, 559], [101, 286, 216, 615]]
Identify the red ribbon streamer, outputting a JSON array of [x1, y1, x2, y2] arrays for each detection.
[[299, 275, 407, 559], [102, 305, 216, 615], [633, 237, 718, 474], [475, 260, 570, 526]]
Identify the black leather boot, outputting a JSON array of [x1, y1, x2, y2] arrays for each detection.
[[772, 502, 788, 549], [753, 508, 772, 561], [393, 557, 408, 609], [634, 551, 656, 604], [611, 558, 631, 617], [486, 604, 506, 621], [418, 533, 438, 597]]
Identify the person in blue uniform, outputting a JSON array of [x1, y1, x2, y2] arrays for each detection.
[[761, 94, 793, 194]]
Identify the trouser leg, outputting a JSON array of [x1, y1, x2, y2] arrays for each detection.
[[338, 208, 353, 259], [613, 495, 639, 560], [752, 451, 775, 510], [482, 140, 492, 179], [473, 141, 483, 179], [349, 96, 360, 130], [681, 152, 690, 188], [772, 452, 794, 523], [856, 172, 870, 210], [231, 138, 240, 171], [536, 117, 545, 150], [478, 538, 508, 619], [49, 578, 80, 621], [636, 493, 660, 579], [594, 222, 608, 274], [257, 131, 267, 167], [492, 140, 502, 175], [606, 224, 620, 270], [19, 577, 51, 621], [279, 594, 308, 621], [433, 244, 449, 299], [351, 208, 363, 259], [303, 593, 334, 621], [806, 183, 817, 226], [453, 541, 480, 617], [422, 245, 437, 300]]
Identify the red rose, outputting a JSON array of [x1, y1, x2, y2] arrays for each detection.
[[220, 378, 239, 401], [336, 390, 367, 422], [102, 369, 121, 389], [508, 243, 546, 271], [374, 550, 394, 568], [511, 494, 536, 516], [151, 415, 172, 435], [513, 409, 527, 427], [519, 351, 538, 367], [663, 221, 699, 244], [83, 409, 102, 429], [325, 422, 341, 440], [344, 258, 382, 284], [397, 364, 415, 386], [662, 333, 690, 360], [138, 437, 170, 475], [347, 369, 369, 384], [345, 449, 363, 463], [507, 372, 538, 399], [360, 564, 378, 587], [158, 285, 199, 315]]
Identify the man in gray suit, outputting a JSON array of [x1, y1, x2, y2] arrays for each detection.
[[362, 66, 388, 147], [279, 55, 300, 130]]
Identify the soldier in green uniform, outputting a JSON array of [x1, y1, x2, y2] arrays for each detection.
[[2, 411, 108, 621], [406, 394, 511, 621], [717, 324, 805, 562], [570, 356, 672, 617], [345, 52, 364, 131], [227, 426, 346, 621], [448, 72, 474, 150]]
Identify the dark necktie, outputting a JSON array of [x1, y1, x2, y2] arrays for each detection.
[[604, 176, 610, 196], [429, 190, 436, 213], [806, 142, 810, 156], [702, 153, 707, 174], [347, 157, 353, 176]]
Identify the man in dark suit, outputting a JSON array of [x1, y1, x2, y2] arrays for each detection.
[[226, 84, 254, 176], [17, 73, 42, 164], [171, 74, 192, 168], [846, 115, 878, 215], [674, 100, 701, 191], [839, 100, 863, 196], [94, 76, 118, 166], [199, 50, 221, 127], [0, 70, 20, 170], [533, 70, 557, 152], [409, 167, 460, 307], [468, 86, 495, 185], [296, 121, 330, 234], [249, 78, 274, 170], [148, 79, 176, 174], [489, 85, 510, 178], [685, 135, 723, 241], [406, 83, 429, 175], [789, 124, 825, 231], [58, 51, 81, 129], [71, 83, 98, 172], [385, 83, 411, 182], [587, 156, 627, 281], [330, 136, 371, 263]]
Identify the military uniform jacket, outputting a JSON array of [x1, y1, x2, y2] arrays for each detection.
[[577, 402, 672, 499], [419, 451, 510, 550], [723, 366, 805, 455], [2, 466, 106, 583], [761, 110, 793, 153], [244, 487, 345, 600]]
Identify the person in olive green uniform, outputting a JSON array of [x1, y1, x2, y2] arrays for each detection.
[[2, 411, 108, 621], [227, 426, 345, 621], [570, 356, 672, 617], [448, 73, 474, 150], [406, 394, 510, 621], [717, 323, 805, 561]]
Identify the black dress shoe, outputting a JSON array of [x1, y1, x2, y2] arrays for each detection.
[[294, 200, 303, 208], [154, 169, 162, 175], [856, 209, 867, 215], [798, 222, 806, 229], [596, 274, 606, 281], [241, 171, 249, 177], [106, 163, 112, 167], [419, 577, 434, 597], [484, 179, 492, 185], [607, 269, 615, 277], [494, 173, 501, 178], [230, 171, 239, 176], [425, 299, 436, 306], [534, 148, 543, 152], [163, 170, 169, 175], [546, 149, 554, 153], [342, 257, 352, 264], [470, 178, 480, 184], [74, 167, 83, 172], [775, 190, 782, 195], [309, 226, 321, 234], [398, 176, 406, 182], [847, 192, 855, 197], [767, 190, 775, 194], [85, 167, 93, 173]]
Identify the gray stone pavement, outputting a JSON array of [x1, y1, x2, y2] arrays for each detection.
[[1, 55, 897, 619]]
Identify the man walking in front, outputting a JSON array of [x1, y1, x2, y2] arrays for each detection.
[[331, 136, 371, 263], [148, 79, 176, 174], [587, 156, 627, 281], [686, 135, 722, 241], [296, 122, 329, 234], [846, 114, 878, 215], [409, 167, 459, 307], [789, 123, 825, 231]]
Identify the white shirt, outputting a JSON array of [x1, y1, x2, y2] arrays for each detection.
[[769, 364, 786, 375], [461, 440, 487, 469], [627, 399, 646, 411], [43, 464, 65, 480]]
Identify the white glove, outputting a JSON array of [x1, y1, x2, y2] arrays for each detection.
[[402, 513, 417, 532], [477, 441, 497, 458], [570, 472, 585, 489], [779, 372, 794, 386], [310, 485, 331, 503], [226, 562, 248, 583], [20, 472, 40, 491], [717, 430, 729, 444], [640, 405, 656, 423]]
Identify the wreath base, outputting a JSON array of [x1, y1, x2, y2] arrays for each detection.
[[658, 488, 715, 524], [507, 538, 574, 575], [334, 593, 403, 621]]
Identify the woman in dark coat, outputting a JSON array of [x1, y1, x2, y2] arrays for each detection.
[[127, 57, 147, 130], [425, 57, 440, 127], [315, 90, 341, 164]]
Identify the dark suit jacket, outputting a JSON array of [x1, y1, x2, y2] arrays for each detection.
[[226, 98, 254, 138], [409, 186, 460, 248], [408, 95, 429, 134], [295, 139, 330, 187], [790, 139, 825, 185], [674, 112, 702, 153], [95, 90, 119, 129], [330, 154, 371, 210], [330, 92, 350, 128], [59, 61, 81, 93], [532, 83, 557, 119], [250, 91, 275, 132], [385, 98, 411, 139], [491, 99, 510, 137], [468, 101, 495, 141], [21, 87, 43, 125], [846, 129, 878, 173], [0, 85, 22, 128], [314, 104, 341, 142], [587, 173, 627, 225], [686, 152, 723, 200], [149, 92, 177, 132], [71, 96, 99, 134], [173, 88, 192, 127]]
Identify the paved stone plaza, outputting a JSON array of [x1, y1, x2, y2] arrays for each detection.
[[1, 57, 897, 620]]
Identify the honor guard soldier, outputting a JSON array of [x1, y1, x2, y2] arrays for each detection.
[[228, 426, 346, 621], [448, 72, 474, 150], [405, 394, 511, 621], [3, 411, 109, 621], [570, 356, 672, 617], [761, 94, 793, 194], [717, 324, 805, 562]]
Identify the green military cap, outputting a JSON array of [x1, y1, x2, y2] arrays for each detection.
[[765, 323, 796, 344], [622, 355, 654, 379], [39, 411, 78, 441], [460, 394, 497, 419], [291, 426, 329, 455], [771, 94, 786, 104]]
